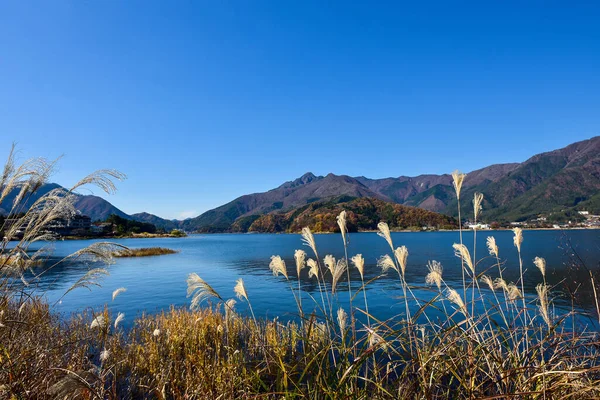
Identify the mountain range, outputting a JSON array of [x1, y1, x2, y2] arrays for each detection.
[[2, 136, 599, 232]]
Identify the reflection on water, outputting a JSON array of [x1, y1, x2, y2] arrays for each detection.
[[14, 230, 600, 328]]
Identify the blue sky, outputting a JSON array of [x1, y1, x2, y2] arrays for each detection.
[[1, 2, 599, 219]]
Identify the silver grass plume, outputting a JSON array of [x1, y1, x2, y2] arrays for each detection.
[[65, 268, 109, 298], [366, 327, 388, 350], [536, 283, 551, 327], [331, 259, 347, 294], [100, 348, 110, 362], [473, 192, 484, 222], [69, 169, 126, 195], [307, 258, 319, 279], [294, 249, 307, 277], [446, 288, 467, 315], [225, 298, 237, 310], [507, 283, 522, 302], [336, 210, 348, 244], [481, 275, 494, 291], [234, 278, 249, 302], [69, 242, 125, 265], [114, 313, 125, 329], [534, 256, 546, 277], [324, 254, 336, 275], [90, 315, 107, 330], [512, 228, 523, 252], [337, 307, 348, 333], [425, 260, 443, 290], [186, 273, 222, 310], [394, 246, 408, 277], [351, 254, 365, 280], [377, 222, 394, 250], [493, 278, 509, 293], [269, 255, 289, 279], [301, 227, 318, 257], [453, 243, 475, 275], [452, 170, 467, 200], [153, 328, 160, 337], [225, 298, 237, 319], [112, 287, 126, 301], [377, 254, 398, 274], [487, 236, 499, 257]]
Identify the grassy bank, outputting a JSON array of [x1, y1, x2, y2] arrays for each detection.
[[112, 247, 179, 257], [1, 151, 599, 398]]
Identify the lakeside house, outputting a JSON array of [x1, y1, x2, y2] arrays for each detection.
[[467, 222, 490, 230], [3, 214, 92, 237], [45, 214, 92, 235]]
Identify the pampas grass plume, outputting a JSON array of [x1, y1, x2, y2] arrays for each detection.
[[112, 287, 126, 301], [473, 192, 484, 222], [351, 254, 365, 280], [336, 210, 348, 244], [324, 254, 336, 275], [452, 170, 466, 200], [234, 278, 249, 302], [269, 255, 289, 279], [487, 236, 499, 257], [307, 258, 319, 279], [114, 312, 125, 329], [425, 260, 443, 290], [453, 243, 475, 275], [534, 256, 546, 277], [337, 307, 347, 333], [513, 227, 523, 252], [377, 254, 398, 274], [294, 249, 307, 277], [377, 222, 393, 250], [446, 288, 467, 315], [301, 227, 318, 257], [394, 246, 408, 276]]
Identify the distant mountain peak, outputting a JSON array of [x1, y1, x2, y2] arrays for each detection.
[[279, 172, 323, 189], [300, 172, 317, 181]]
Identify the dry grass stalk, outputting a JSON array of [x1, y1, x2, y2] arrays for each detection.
[[187, 273, 222, 309], [453, 243, 475, 275], [452, 170, 466, 200], [377, 221, 394, 251], [331, 259, 347, 294], [534, 256, 546, 278], [473, 192, 484, 222], [394, 246, 408, 277], [294, 249, 307, 277], [112, 287, 127, 301], [336, 210, 348, 244], [425, 260, 443, 290], [269, 255, 289, 279], [377, 254, 398, 274], [324, 254, 336, 275], [351, 254, 365, 280], [487, 236, 499, 257], [307, 258, 319, 279]]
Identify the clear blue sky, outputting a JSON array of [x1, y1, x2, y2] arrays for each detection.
[[1, 2, 599, 219]]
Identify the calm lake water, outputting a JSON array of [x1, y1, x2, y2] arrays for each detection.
[[22, 229, 600, 328]]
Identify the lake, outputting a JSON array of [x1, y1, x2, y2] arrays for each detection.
[[22, 229, 600, 328]]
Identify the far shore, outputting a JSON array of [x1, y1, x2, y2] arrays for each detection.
[[192, 226, 600, 235], [62, 232, 187, 240], [55, 225, 599, 240]]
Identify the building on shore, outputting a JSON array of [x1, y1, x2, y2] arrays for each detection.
[[3, 214, 92, 237]]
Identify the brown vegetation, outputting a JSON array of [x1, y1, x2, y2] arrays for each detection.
[[112, 247, 178, 257], [2, 148, 600, 398]]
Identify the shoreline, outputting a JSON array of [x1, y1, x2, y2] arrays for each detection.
[[194, 226, 600, 235], [54, 226, 600, 240], [62, 232, 187, 240]]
